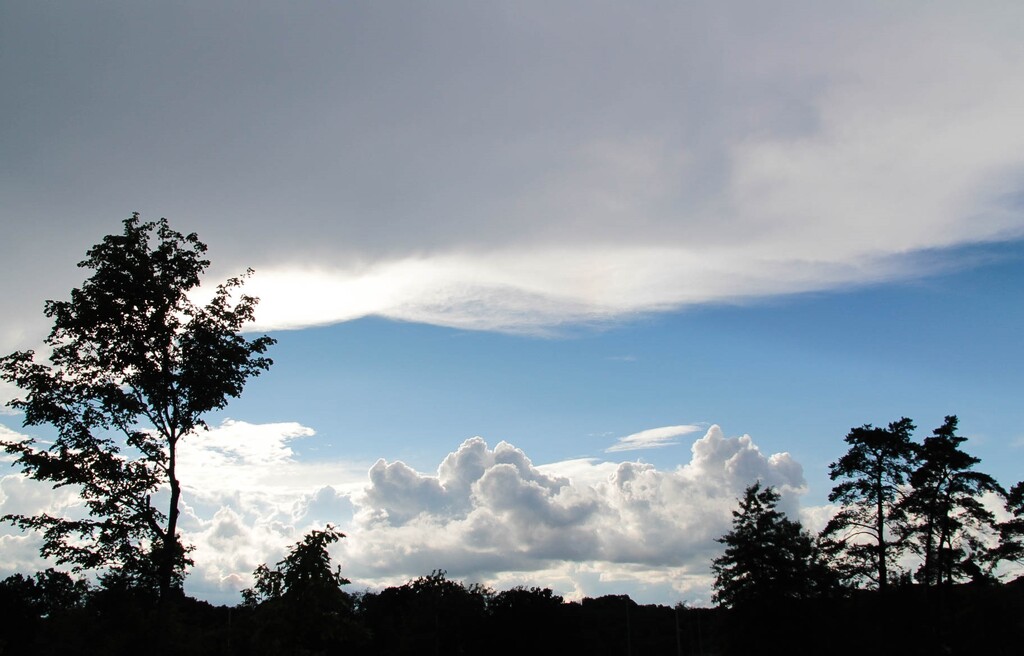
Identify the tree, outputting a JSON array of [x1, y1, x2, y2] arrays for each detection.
[[0, 214, 275, 600], [900, 415, 1003, 585], [712, 482, 836, 607], [242, 526, 351, 607], [239, 527, 366, 654], [996, 480, 1024, 565], [823, 418, 917, 591], [360, 570, 491, 655]]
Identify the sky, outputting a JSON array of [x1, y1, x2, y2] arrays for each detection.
[[1, 1, 1023, 606]]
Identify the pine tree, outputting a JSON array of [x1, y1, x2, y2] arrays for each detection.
[[712, 482, 835, 607], [901, 416, 1002, 585], [823, 418, 917, 591]]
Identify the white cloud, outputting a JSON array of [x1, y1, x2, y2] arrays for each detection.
[[0, 420, 806, 606], [345, 426, 806, 605], [606, 424, 703, 453]]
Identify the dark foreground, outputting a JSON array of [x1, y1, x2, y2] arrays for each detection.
[[2, 571, 1022, 656]]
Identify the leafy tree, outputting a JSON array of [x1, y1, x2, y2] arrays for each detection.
[[712, 482, 836, 607], [0, 214, 275, 600], [242, 525, 351, 606], [241, 527, 364, 654], [823, 418, 917, 591], [0, 568, 91, 618], [900, 415, 1003, 585], [360, 570, 491, 655]]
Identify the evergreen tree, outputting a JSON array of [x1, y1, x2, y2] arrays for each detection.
[[712, 482, 835, 607], [996, 480, 1024, 565], [900, 416, 1003, 585], [823, 418, 917, 591]]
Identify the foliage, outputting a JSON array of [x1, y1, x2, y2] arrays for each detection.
[[0, 214, 275, 599], [360, 570, 491, 655], [823, 418, 917, 590], [489, 585, 563, 613], [996, 480, 1024, 564], [240, 526, 363, 655], [900, 415, 1003, 585], [242, 525, 351, 606], [0, 568, 91, 617], [712, 482, 837, 607]]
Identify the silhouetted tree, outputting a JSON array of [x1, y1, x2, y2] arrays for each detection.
[[241, 526, 363, 654], [243, 525, 351, 606], [712, 482, 836, 607], [361, 570, 490, 655], [488, 586, 566, 655], [900, 416, 1003, 585], [996, 481, 1024, 565], [823, 418, 917, 591], [0, 214, 275, 600]]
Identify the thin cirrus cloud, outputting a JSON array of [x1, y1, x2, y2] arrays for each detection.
[[605, 424, 704, 453]]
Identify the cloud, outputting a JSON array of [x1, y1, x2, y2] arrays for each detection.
[[3, 3, 1024, 343], [345, 426, 806, 604], [0, 419, 805, 606], [606, 424, 703, 453]]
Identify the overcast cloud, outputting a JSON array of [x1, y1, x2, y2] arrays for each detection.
[[2, 1, 1024, 345]]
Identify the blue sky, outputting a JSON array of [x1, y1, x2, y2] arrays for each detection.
[[2, 1, 1023, 605], [225, 240, 1024, 502]]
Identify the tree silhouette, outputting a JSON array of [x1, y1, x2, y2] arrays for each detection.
[[823, 418, 916, 591], [241, 526, 363, 654], [0, 214, 274, 600], [996, 480, 1024, 565], [360, 570, 490, 655], [900, 416, 1003, 585], [242, 526, 351, 606], [712, 482, 835, 607]]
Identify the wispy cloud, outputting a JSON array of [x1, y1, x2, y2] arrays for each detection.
[[605, 425, 703, 453]]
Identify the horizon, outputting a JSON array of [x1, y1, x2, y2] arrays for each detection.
[[2, 1, 1023, 607]]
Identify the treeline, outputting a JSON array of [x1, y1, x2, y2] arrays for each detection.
[[2, 562, 1023, 655], [3, 218, 1024, 653], [711, 415, 1024, 608]]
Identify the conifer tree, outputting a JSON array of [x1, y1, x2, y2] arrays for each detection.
[[823, 418, 917, 591], [901, 416, 1002, 585]]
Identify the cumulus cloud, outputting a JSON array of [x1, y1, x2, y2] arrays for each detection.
[[0, 419, 806, 605], [345, 426, 806, 604]]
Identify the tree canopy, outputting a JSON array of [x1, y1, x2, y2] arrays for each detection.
[[824, 418, 917, 590], [712, 482, 834, 607], [0, 214, 275, 599], [900, 415, 1003, 585]]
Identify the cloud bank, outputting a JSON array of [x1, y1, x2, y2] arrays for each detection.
[[1, 420, 806, 605], [2, 2, 1024, 344]]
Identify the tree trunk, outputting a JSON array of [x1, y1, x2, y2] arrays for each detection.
[[160, 437, 181, 601], [876, 468, 888, 592]]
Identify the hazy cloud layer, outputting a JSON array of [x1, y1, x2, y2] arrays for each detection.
[[3, 2, 1024, 344], [0, 420, 806, 605]]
